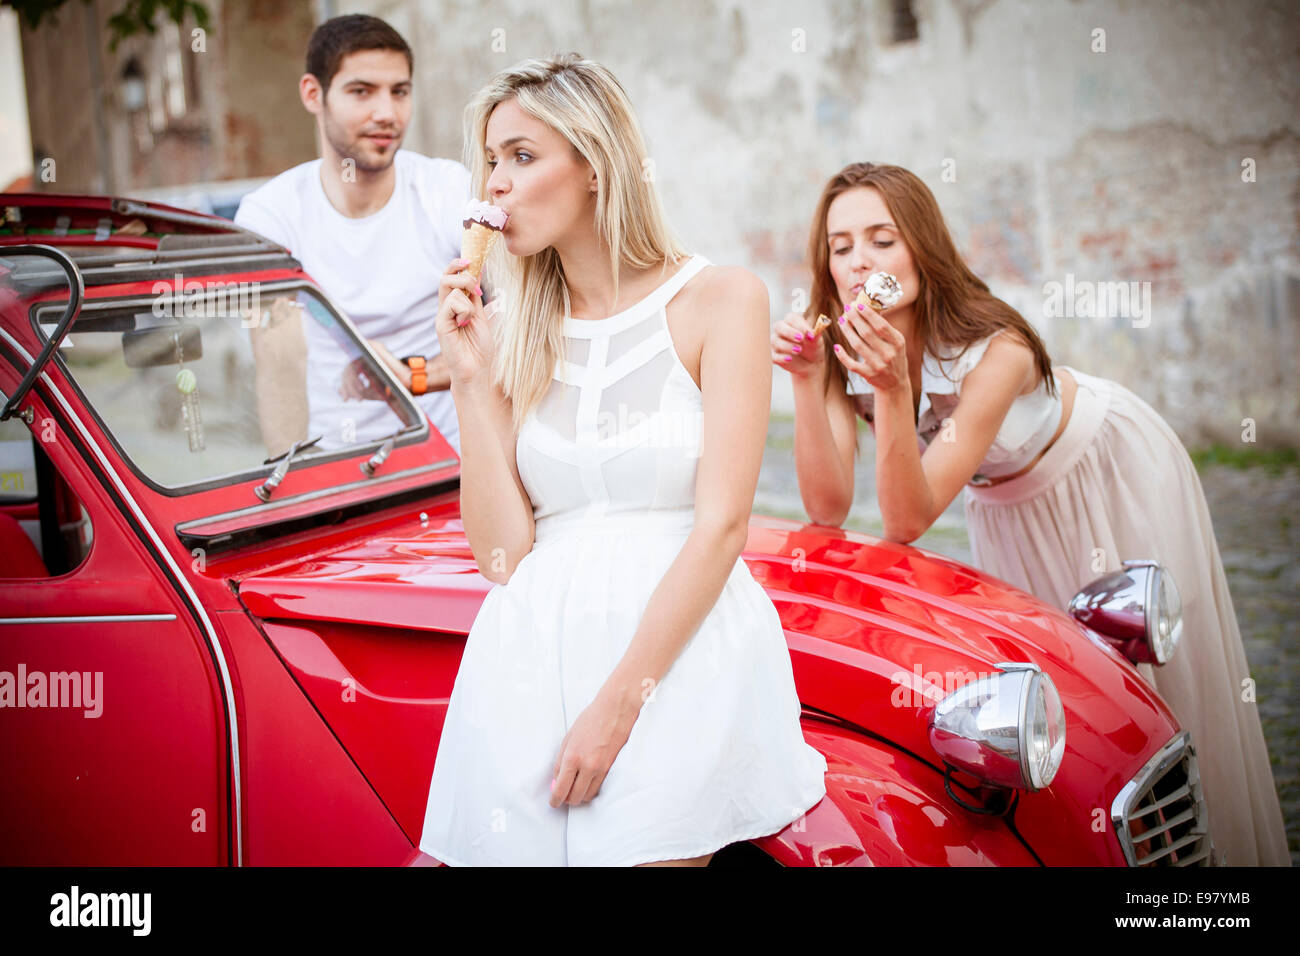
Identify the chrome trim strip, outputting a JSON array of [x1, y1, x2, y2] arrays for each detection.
[[0, 327, 245, 866], [175, 460, 456, 530], [0, 614, 177, 624]]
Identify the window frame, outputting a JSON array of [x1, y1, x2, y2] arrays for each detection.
[[27, 278, 432, 498]]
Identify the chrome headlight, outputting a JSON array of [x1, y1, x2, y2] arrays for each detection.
[[928, 662, 1066, 791], [1068, 559, 1183, 665]]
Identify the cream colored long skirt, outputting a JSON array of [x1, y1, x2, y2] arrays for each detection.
[[963, 366, 1290, 866]]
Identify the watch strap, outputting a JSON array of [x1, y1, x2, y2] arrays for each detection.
[[401, 355, 428, 395]]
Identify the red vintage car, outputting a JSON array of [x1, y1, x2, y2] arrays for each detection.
[[0, 193, 1212, 867]]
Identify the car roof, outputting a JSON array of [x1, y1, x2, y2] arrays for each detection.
[[1, 192, 300, 288]]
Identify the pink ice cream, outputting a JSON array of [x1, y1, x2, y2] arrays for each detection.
[[462, 199, 508, 231]]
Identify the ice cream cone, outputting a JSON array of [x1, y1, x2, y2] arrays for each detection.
[[459, 198, 509, 284], [854, 272, 903, 312], [460, 223, 499, 283]]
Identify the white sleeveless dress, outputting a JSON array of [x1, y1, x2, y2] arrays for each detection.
[[420, 254, 828, 866]]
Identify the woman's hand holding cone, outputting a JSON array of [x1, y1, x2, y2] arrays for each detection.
[[435, 257, 497, 389]]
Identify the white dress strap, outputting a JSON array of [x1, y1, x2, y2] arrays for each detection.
[[562, 254, 710, 338], [638, 254, 710, 317]]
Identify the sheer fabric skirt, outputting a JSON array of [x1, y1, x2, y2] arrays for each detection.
[[964, 367, 1290, 866]]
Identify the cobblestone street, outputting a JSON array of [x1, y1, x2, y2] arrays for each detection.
[[759, 413, 1299, 864]]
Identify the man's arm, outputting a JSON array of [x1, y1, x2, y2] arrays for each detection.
[[248, 295, 309, 459], [364, 341, 451, 394], [424, 352, 451, 391]]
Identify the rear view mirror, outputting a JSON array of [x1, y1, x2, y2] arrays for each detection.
[[122, 324, 203, 368]]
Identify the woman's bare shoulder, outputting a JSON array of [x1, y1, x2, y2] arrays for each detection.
[[682, 264, 768, 331], [964, 328, 1037, 394]]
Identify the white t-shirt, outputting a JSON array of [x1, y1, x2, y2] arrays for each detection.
[[234, 149, 467, 453]]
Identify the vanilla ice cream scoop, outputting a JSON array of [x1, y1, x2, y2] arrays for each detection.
[[858, 272, 903, 311]]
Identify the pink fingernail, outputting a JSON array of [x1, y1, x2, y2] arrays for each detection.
[[839, 316, 846, 325], [857, 303, 865, 311], [793, 345, 801, 352], [833, 344, 842, 353], [781, 356, 792, 362]]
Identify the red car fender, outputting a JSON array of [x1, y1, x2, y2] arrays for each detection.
[[401, 716, 1043, 868], [250, 614, 1041, 867], [749, 716, 1041, 867]]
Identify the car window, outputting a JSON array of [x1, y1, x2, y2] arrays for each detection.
[[0, 391, 93, 578], [24, 281, 423, 491], [0, 411, 36, 502]]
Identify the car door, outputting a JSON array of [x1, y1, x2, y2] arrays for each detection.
[[0, 383, 230, 865]]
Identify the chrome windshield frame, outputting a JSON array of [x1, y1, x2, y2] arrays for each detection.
[[22, 276, 437, 498]]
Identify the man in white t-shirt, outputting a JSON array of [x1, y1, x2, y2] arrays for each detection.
[[234, 14, 473, 453]]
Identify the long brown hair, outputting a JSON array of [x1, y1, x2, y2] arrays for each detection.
[[807, 163, 1056, 432]]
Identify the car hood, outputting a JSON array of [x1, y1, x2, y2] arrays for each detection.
[[236, 511, 1177, 759], [235, 510, 1180, 862]]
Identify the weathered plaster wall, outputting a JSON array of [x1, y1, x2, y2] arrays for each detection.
[[354, 0, 1298, 445]]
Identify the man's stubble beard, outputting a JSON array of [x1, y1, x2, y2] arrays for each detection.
[[321, 101, 400, 175]]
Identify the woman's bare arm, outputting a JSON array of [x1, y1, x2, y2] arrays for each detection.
[[599, 266, 771, 705], [872, 334, 1036, 543], [435, 267, 535, 584], [792, 370, 858, 525], [773, 311, 858, 526], [453, 374, 535, 583]]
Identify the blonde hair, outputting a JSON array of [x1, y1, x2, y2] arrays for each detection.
[[463, 52, 689, 432]]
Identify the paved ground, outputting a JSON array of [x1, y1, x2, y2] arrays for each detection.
[[757, 413, 1299, 865]]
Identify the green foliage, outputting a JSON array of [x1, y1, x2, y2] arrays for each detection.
[[2, 0, 212, 51], [1189, 443, 1299, 474]]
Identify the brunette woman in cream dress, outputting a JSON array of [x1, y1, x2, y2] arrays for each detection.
[[771, 162, 1289, 866]]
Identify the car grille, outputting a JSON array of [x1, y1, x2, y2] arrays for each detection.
[[1110, 731, 1215, 866]]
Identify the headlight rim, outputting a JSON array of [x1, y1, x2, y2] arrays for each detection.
[[928, 661, 1067, 793]]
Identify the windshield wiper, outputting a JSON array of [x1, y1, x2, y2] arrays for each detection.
[[255, 434, 322, 501], [359, 427, 408, 478]]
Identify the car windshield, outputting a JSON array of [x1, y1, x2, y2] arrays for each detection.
[[9, 260, 425, 491]]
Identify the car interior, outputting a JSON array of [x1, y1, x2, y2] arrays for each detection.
[[0, 409, 92, 579]]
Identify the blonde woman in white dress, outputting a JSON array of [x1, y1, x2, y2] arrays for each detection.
[[418, 54, 827, 867], [771, 161, 1289, 866]]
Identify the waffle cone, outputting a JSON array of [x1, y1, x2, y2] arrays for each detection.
[[460, 223, 500, 282], [853, 288, 887, 313]]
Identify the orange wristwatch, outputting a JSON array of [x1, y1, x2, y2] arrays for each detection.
[[401, 355, 428, 395]]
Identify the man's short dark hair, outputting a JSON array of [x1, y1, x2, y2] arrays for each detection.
[[305, 14, 413, 96]]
